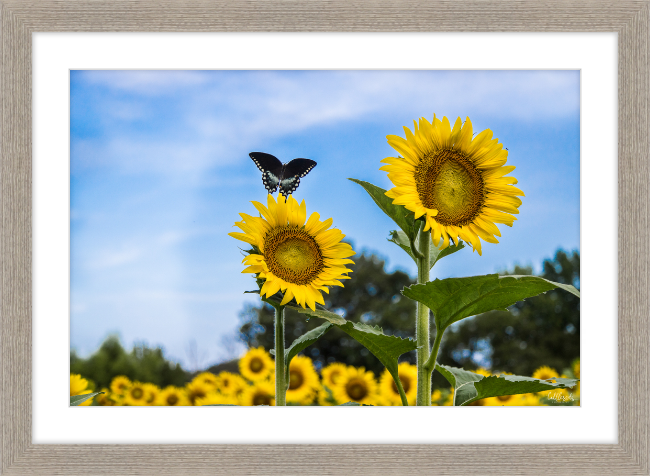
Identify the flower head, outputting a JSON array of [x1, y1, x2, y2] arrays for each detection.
[[239, 347, 274, 382], [240, 380, 275, 406], [286, 355, 320, 405], [70, 374, 95, 406], [123, 381, 149, 406], [155, 386, 190, 406], [110, 375, 131, 396], [332, 367, 377, 405], [230, 194, 354, 310], [381, 115, 523, 255]]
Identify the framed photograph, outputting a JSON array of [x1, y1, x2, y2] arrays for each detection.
[[2, 1, 648, 474]]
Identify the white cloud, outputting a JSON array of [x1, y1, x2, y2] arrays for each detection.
[[72, 70, 579, 176]]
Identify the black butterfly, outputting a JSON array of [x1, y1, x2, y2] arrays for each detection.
[[249, 152, 317, 197]]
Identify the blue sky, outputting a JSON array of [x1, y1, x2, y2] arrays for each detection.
[[70, 70, 580, 370]]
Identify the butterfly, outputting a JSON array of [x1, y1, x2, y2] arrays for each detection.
[[249, 152, 317, 197]]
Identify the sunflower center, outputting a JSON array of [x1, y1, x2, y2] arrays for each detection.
[[289, 370, 304, 390], [391, 375, 411, 394], [264, 226, 323, 285], [415, 149, 485, 226], [249, 357, 264, 373], [131, 388, 143, 399], [346, 378, 368, 401], [253, 392, 272, 406], [167, 394, 179, 405]]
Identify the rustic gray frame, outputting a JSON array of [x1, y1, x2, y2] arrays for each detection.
[[1, 1, 647, 475]]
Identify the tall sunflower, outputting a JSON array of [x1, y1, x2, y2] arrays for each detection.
[[229, 194, 355, 311], [381, 115, 524, 255]]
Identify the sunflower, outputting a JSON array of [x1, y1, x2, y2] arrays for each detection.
[[155, 386, 190, 406], [215, 372, 247, 396], [195, 393, 238, 406], [240, 380, 276, 406], [332, 367, 377, 405], [192, 372, 219, 391], [320, 362, 349, 390], [381, 115, 524, 255], [123, 381, 149, 406], [532, 366, 559, 382], [229, 194, 355, 311], [142, 383, 160, 405], [239, 347, 275, 382], [70, 374, 94, 406], [110, 375, 132, 396], [379, 362, 417, 406], [286, 355, 320, 405], [186, 380, 212, 406]]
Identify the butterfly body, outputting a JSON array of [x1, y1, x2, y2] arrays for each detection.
[[250, 152, 316, 197]]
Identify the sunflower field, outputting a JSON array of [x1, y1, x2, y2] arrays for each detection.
[[71, 347, 580, 407]]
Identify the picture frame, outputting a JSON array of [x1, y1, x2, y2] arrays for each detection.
[[1, 1, 647, 474]]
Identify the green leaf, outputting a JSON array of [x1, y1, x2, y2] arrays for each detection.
[[388, 230, 465, 269], [349, 178, 417, 240], [289, 305, 417, 405], [339, 401, 374, 406], [70, 392, 103, 406], [403, 274, 580, 331], [436, 364, 579, 406], [283, 322, 333, 382]]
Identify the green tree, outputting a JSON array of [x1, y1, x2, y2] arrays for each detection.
[[437, 250, 580, 378], [70, 336, 189, 389], [238, 250, 417, 374]]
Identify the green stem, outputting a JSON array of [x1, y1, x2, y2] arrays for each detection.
[[416, 223, 431, 406], [424, 326, 444, 374], [395, 372, 409, 406], [274, 304, 287, 406]]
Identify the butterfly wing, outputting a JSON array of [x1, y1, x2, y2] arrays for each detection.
[[279, 158, 317, 196], [250, 152, 283, 194]]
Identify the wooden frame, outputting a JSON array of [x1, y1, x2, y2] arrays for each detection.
[[1, 1, 647, 474]]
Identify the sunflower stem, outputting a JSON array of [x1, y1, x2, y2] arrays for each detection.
[[424, 326, 444, 375], [415, 223, 431, 406], [273, 304, 287, 406]]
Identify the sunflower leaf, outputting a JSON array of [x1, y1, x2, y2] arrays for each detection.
[[349, 178, 417, 240], [70, 392, 103, 406], [284, 322, 333, 382], [339, 401, 374, 406], [436, 364, 579, 406], [288, 305, 417, 405], [403, 274, 580, 331], [389, 230, 465, 269]]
